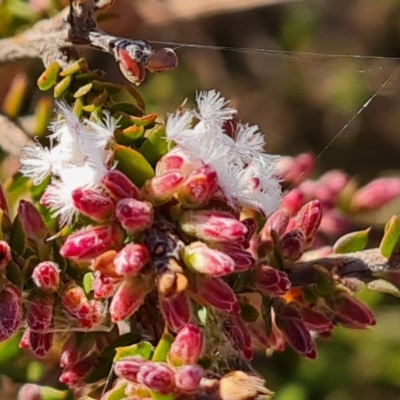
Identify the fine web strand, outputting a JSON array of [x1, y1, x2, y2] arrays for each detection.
[[148, 40, 400, 183]]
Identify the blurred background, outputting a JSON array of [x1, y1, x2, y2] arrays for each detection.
[[1, 0, 400, 399]]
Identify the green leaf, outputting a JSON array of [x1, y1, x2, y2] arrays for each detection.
[[98, 381, 127, 400], [368, 279, 400, 297], [333, 228, 370, 254], [140, 125, 169, 166], [114, 341, 153, 362], [83, 272, 94, 294], [6, 260, 24, 288], [152, 332, 174, 362], [9, 214, 26, 256], [0, 334, 20, 363], [150, 392, 175, 400], [114, 144, 154, 187], [379, 215, 400, 258]]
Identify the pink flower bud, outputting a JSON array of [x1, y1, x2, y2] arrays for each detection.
[[18, 200, 49, 244], [60, 334, 79, 368], [183, 242, 235, 277], [116, 199, 154, 233], [93, 272, 120, 299], [160, 292, 192, 333], [180, 210, 248, 243], [32, 261, 60, 292], [279, 229, 306, 261], [156, 146, 198, 176], [223, 314, 253, 360], [194, 276, 239, 314], [261, 209, 291, 243], [241, 218, 258, 243], [281, 189, 304, 215], [295, 200, 322, 243], [178, 166, 218, 207], [27, 294, 54, 333], [18, 384, 68, 400], [0, 282, 22, 337], [319, 209, 350, 237], [254, 266, 291, 296], [169, 324, 203, 366], [113, 244, 150, 276], [77, 300, 105, 330], [277, 153, 314, 185], [137, 363, 175, 395], [60, 224, 125, 260], [71, 188, 114, 222], [328, 291, 376, 328], [29, 331, 53, 358], [275, 303, 316, 359], [142, 171, 184, 205], [110, 277, 151, 322], [114, 356, 146, 382], [315, 170, 350, 205], [175, 365, 203, 393], [0, 240, 11, 271], [102, 169, 141, 201], [351, 178, 400, 212]]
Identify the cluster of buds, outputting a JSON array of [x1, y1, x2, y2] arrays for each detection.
[[2, 80, 398, 400]]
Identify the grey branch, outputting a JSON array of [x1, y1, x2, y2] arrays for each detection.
[[288, 248, 400, 287]]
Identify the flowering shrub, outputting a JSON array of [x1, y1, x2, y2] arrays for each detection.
[[2, 14, 400, 400]]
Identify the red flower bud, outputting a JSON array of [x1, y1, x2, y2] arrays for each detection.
[[32, 261, 60, 292], [18, 200, 49, 244], [351, 178, 400, 212], [60, 283, 92, 321], [215, 244, 255, 272], [142, 171, 184, 205], [328, 291, 376, 328], [169, 324, 203, 366], [194, 276, 239, 314], [71, 188, 114, 222], [0, 183, 8, 214], [281, 189, 304, 215], [110, 277, 151, 322], [300, 307, 333, 333], [180, 210, 248, 243], [59, 358, 93, 388], [116, 199, 154, 233], [27, 294, 54, 333], [279, 229, 306, 261], [60, 224, 125, 260], [160, 292, 192, 333], [0, 282, 22, 337], [183, 242, 235, 277], [102, 169, 141, 201], [93, 272, 120, 299], [114, 356, 147, 382], [254, 266, 291, 296], [295, 200, 322, 243], [0, 240, 11, 271], [277, 153, 314, 185], [175, 365, 204, 393], [29, 331, 53, 358], [275, 303, 316, 359], [178, 166, 218, 207], [113, 244, 150, 276], [137, 363, 175, 395], [19, 329, 31, 349], [156, 147, 196, 176]]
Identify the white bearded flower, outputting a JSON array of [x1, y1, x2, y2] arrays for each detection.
[[20, 102, 117, 226], [165, 90, 282, 215]]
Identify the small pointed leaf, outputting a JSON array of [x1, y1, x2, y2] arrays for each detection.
[[379, 215, 400, 258], [114, 341, 153, 362], [140, 125, 169, 166], [114, 144, 154, 187], [151, 332, 174, 362], [368, 279, 400, 297], [333, 228, 370, 254], [9, 214, 26, 256]]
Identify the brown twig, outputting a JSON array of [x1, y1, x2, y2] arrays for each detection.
[[288, 248, 400, 287]]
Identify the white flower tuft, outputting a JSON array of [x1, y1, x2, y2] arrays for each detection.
[[165, 90, 282, 215], [20, 102, 116, 227]]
